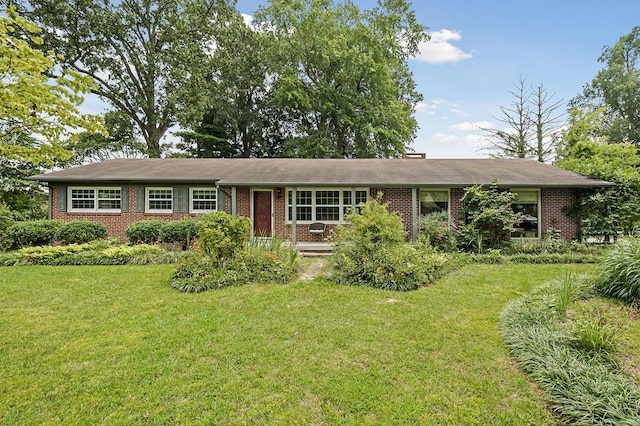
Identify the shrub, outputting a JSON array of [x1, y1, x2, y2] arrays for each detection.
[[597, 237, 640, 303], [417, 212, 456, 252], [197, 211, 250, 260], [170, 238, 299, 292], [460, 181, 524, 251], [159, 218, 197, 248], [6, 220, 64, 248], [125, 220, 164, 244], [54, 221, 108, 245], [330, 196, 431, 291], [0, 203, 15, 251]]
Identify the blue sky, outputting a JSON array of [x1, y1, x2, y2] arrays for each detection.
[[235, 0, 640, 158]]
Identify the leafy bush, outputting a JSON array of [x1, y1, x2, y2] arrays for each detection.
[[501, 276, 640, 424], [159, 218, 197, 248], [460, 182, 524, 251], [170, 238, 299, 293], [0, 203, 15, 251], [54, 220, 108, 245], [330, 196, 431, 291], [6, 220, 64, 248], [597, 237, 640, 303], [417, 212, 456, 252], [197, 211, 250, 260], [125, 220, 164, 244]]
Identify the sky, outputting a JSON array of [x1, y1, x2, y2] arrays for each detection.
[[232, 0, 640, 158]]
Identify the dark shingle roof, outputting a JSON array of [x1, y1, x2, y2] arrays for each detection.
[[28, 158, 613, 188]]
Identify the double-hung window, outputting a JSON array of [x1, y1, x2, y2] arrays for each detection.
[[69, 187, 121, 212], [511, 189, 540, 238], [420, 189, 449, 216], [287, 188, 369, 222], [190, 188, 217, 213], [146, 187, 173, 213]]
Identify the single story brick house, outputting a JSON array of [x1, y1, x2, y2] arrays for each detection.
[[29, 157, 612, 244]]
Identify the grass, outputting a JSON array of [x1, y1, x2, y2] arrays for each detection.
[[0, 264, 595, 424]]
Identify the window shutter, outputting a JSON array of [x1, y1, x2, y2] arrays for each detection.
[[121, 187, 129, 212], [173, 187, 188, 213], [57, 186, 67, 211], [136, 187, 145, 212]]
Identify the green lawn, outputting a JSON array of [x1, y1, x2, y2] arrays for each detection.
[[0, 264, 594, 425]]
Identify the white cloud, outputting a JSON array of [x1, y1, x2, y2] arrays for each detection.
[[242, 13, 254, 27], [413, 29, 472, 64], [449, 108, 469, 117], [450, 121, 494, 132]]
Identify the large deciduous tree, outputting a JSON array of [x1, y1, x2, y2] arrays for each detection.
[[24, 0, 237, 157], [1, 8, 103, 219], [574, 26, 640, 145], [1, 7, 103, 164], [482, 77, 562, 162], [254, 0, 428, 158]]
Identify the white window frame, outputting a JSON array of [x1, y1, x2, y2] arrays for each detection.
[[419, 188, 451, 217], [190, 187, 217, 213], [510, 188, 541, 239], [286, 188, 369, 223], [146, 187, 173, 213], [68, 186, 121, 213]]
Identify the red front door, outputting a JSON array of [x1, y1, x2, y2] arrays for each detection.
[[253, 191, 272, 237]]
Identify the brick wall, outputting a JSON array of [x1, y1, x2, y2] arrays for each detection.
[[449, 188, 466, 230], [51, 186, 196, 239], [540, 188, 579, 239], [50, 184, 582, 242]]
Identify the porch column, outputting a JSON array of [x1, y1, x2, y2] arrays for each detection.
[[411, 188, 418, 242], [231, 186, 237, 216], [291, 187, 297, 243]]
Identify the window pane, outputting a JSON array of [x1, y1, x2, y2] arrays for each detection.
[[193, 200, 216, 210], [72, 199, 95, 209], [72, 189, 94, 199], [512, 202, 539, 238], [317, 206, 340, 221], [316, 190, 340, 205], [98, 199, 121, 209], [514, 191, 538, 203], [97, 189, 120, 199], [420, 190, 449, 215]]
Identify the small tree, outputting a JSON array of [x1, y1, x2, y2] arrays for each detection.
[[197, 211, 250, 261], [460, 182, 524, 251]]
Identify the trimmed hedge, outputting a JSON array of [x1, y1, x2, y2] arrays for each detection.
[[159, 219, 197, 247], [6, 220, 64, 249], [125, 220, 165, 244], [55, 221, 108, 245]]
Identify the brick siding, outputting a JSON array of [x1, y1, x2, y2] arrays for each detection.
[[50, 184, 581, 242]]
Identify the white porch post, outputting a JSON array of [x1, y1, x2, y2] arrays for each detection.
[[412, 188, 418, 242], [231, 186, 237, 216], [291, 187, 297, 243]]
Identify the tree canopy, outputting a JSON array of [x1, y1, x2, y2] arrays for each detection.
[[1, 7, 103, 165], [23, 0, 237, 157], [253, 0, 428, 158], [574, 26, 640, 145]]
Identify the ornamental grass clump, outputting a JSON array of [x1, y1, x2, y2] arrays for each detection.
[[501, 275, 640, 424], [597, 236, 640, 303], [329, 196, 431, 291]]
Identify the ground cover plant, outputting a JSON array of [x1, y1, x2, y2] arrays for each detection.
[[501, 273, 640, 424], [0, 263, 594, 424], [0, 239, 179, 266]]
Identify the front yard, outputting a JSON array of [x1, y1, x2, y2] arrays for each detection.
[[1, 264, 594, 424]]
